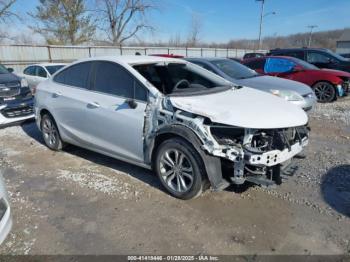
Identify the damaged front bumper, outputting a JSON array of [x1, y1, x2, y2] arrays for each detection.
[[146, 96, 309, 190]]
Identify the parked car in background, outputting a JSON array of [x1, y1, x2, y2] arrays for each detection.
[[150, 54, 184, 58], [268, 48, 350, 72], [0, 64, 34, 126], [228, 57, 242, 63], [243, 56, 350, 103], [20, 63, 66, 92], [243, 52, 265, 59], [185, 57, 316, 111], [339, 53, 350, 59], [35, 56, 309, 199], [0, 173, 12, 245]]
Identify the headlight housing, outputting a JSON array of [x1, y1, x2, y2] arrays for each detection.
[[20, 78, 28, 88], [270, 89, 304, 102]]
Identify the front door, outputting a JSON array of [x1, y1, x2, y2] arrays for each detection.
[[83, 61, 148, 163]]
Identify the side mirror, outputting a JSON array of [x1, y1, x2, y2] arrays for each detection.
[[7, 68, 14, 73], [126, 98, 138, 109]]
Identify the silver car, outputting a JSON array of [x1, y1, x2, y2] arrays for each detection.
[[20, 63, 66, 92], [0, 173, 12, 245], [185, 58, 316, 111], [34, 56, 309, 199]]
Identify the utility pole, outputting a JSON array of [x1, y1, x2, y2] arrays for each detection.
[[256, 0, 275, 50], [307, 25, 318, 47], [257, 0, 265, 50]]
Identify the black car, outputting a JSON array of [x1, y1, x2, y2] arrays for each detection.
[[339, 53, 350, 59], [0, 64, 34, 126], [243, 52, 265, 59], [269, 48, 350, 72]]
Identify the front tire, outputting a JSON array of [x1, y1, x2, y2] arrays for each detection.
[[313, 82, 336, 103], [154, 137, 206, 200], [41, 114, 64, 151]]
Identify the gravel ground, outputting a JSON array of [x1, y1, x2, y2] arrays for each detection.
[[0, 97, 349, 255]]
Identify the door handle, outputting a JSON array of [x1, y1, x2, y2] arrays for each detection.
[[52, 91, 62, 98], [87, 102, 100, 108]]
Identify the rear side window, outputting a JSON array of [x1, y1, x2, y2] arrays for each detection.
[[54, 62, 92, 89], [93, 61, 147, 101], [307, 51, 332, 63], [245, 59, 266, 70], [36, 67, 47, 78], [24, 66, 35, 76], [264, 58, 295, 73]]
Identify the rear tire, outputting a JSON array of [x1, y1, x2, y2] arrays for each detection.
[[41, 114, 65, 151], [154, 137, 207, 200], [313, 82, 336, 103]]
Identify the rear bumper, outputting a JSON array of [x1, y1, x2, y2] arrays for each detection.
[[0, 97, 34, 126]]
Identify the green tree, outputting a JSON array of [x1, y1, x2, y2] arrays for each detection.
[[30, 0, 96, 45]]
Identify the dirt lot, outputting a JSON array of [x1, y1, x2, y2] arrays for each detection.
[[0, 98, 349, 255]]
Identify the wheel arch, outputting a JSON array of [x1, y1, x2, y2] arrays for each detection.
[[148, 124, 226, 191], [312, 80, 338, 100]]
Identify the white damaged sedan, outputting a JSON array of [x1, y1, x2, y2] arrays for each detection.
[[34, 56, 309, 199]]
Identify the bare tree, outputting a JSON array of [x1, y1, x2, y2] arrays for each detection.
[[29, 0, 96, 45], [187, 13, 202, 47], [95, 0, 156, 45], [0, 0, 18, 23]]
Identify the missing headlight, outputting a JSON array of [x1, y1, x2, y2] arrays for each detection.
[[210, 125, 245, 146]]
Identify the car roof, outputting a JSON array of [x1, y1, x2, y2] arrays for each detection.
[[270, 48, 329, 52], [185, 57, 229, 62], [74, 55, 186, 66], [28, 63, 67, 67]]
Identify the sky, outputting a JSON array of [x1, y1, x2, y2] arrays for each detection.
[[8, 0, 350, 43]]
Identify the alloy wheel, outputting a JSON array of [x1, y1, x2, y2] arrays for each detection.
[[314, 82, 335, 102], [159, 149, 194, 193], [42, 117, 59, 147]]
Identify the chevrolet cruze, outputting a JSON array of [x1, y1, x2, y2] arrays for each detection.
[[35, 56, 309, 199]]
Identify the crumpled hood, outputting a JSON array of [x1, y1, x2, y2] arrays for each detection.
[[232, 75, 313, 96], [170, 87, 308, 129]]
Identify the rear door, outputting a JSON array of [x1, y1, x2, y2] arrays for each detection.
[[82, 61, 148, 162], [49, 62, 94, 147]]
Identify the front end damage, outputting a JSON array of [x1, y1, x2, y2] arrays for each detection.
[[144, 94, 309, 190]]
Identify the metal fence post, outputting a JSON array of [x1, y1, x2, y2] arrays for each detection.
[[47, 45, 52, 63], [88, 47, 91, 57], [120, 45, 123, 55]]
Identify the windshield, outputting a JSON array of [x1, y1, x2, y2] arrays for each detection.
[[0, 64, 9, 74], [211, 59, 259, 79], [133, 62, 233, 95], [325, 49, 349, 61], [45, 65, 65, 75], [293, 58, 319, 69]]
